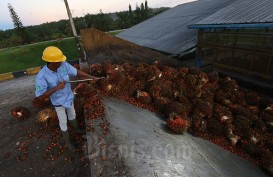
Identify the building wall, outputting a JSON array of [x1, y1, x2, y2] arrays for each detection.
[[198, 28, 273, 79]]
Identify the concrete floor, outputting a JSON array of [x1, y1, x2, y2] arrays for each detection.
[[101, 98, 270, 177]]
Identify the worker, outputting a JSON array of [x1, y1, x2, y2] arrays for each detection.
[[35, 46, 97, 151]]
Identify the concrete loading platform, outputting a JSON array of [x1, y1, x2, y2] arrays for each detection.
[[86, 97, 270, 177]]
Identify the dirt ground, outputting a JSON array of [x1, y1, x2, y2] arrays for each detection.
[[0, 76, 89, 177]]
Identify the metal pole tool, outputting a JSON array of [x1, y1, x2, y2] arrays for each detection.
[[67, 77, 105, 83]]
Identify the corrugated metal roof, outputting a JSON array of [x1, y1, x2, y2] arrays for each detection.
[[117, 0, 235, 55], [190, 0, 273, 26]]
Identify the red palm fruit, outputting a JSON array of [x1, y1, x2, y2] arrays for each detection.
[[122, 80, 137, 97], [188, 67, 200, 75], [207, 71, 219, 84], [245, 91, 261, 107], [11, 107, 30, 120], [121, 61, 132, 71], [136, 91, 152, 104], [73, 83, 96, 97], [214, 90, 231, 106], [36, 108, 58, 124], [244, 142, 261, 158], [227, 133, 241, 146], [207, 118, 225, 136], [184, 74, 197, 87], [261, 105, 273, 122], [213, 104, 233, 124], [252, 119, 266, 132], [201, 86, 214, 102], [261, 133, 273, 152], [99, 80, 113, 93], [164, 101, 188, 118], [153, 97, 170, 112], [193, 100, 213, 119], [219, 76, 239, 92], [233, 106, 259, 121], [146, 65, 162, 81], [121, 62, 137, 79], [166, 114, 189, 133], [89, 63, 103, 76], [101, 61, 112, 75], [174, 79, 187, 92], [149, 85, 161, 98], [247, 130, 261, 144], [159, 65, 177, 81], [234, 115, 252, 138], [135, 63, 147, 80], [190, 114, 207, 132], [80, 66, 90, 74], [32, 97, 51, 108], [134, 80, 146, 91], [197, 72, 209, 85], [108, 70, 125, 85], [149, 79, 163, 98], [160, 80, 174, 99], [260, 149, 273, 176], [177, 67, 188, 74], [175, 95, 192, 115]]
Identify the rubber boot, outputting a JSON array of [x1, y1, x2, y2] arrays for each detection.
[[61, 131, 76, 152], [69, 119, 85, 134]]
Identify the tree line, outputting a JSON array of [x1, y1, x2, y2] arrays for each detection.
[[0, 1, 169, 48]]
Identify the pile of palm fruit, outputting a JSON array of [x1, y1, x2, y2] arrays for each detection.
[[21, 61, 271, 175], [78, 61, 273, 175]]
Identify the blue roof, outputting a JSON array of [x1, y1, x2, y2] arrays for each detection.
[[188, 0, 273, 29], [117, 0, 235, 55]]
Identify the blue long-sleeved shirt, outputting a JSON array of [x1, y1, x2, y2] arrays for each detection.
[[35, 62, 77, 108]]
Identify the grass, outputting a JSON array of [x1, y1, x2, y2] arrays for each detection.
[[0, 38, 79, 74], [0, 30, 124, 74]]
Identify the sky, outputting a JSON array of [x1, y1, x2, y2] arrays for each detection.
[[0, 0, 195, 30]]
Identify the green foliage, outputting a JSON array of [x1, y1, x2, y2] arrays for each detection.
[[1, 1, 170, 48], [8, 3, 30, 44]]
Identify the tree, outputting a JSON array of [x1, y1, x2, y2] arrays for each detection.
[[116, 11, 130, 29], [145, 0, 148, 10], [128, 4, 133, 26], [145, 0, 149, 18], [93, 10, 114, 31], [8, 3, 30, 44], [135, 3, 141, 24], [129, 4, 132, 13]]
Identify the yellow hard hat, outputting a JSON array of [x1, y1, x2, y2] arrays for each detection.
[[42, 46, 66, 62]]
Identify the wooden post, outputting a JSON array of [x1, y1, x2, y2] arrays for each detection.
[[64, 0, 88, 68]]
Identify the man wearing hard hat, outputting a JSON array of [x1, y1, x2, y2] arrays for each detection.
[[35, 46, 97, 151]]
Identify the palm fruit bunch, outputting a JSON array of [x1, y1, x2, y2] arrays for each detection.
[[261, 104, 273, 132], [260, 149, 273, 176], [36, 108, 58, 124], [101, 61, 113, 76], [146, 65, 162, 82], [73, 83, 97, 97], [166, 114, 189, 133], [159, 65, 178, 82], [135, 63, 148, 81], [11, 106, 30, 120], [189, 114, 207, 133], [164, 101, 188, 118], [32, 97, 51, 108], [153, 97, 170, 112], [136, 91, 151, 104], [192, 100, 213, 119], [213, 103, 233, 124], [88, 63, 103, 77]]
